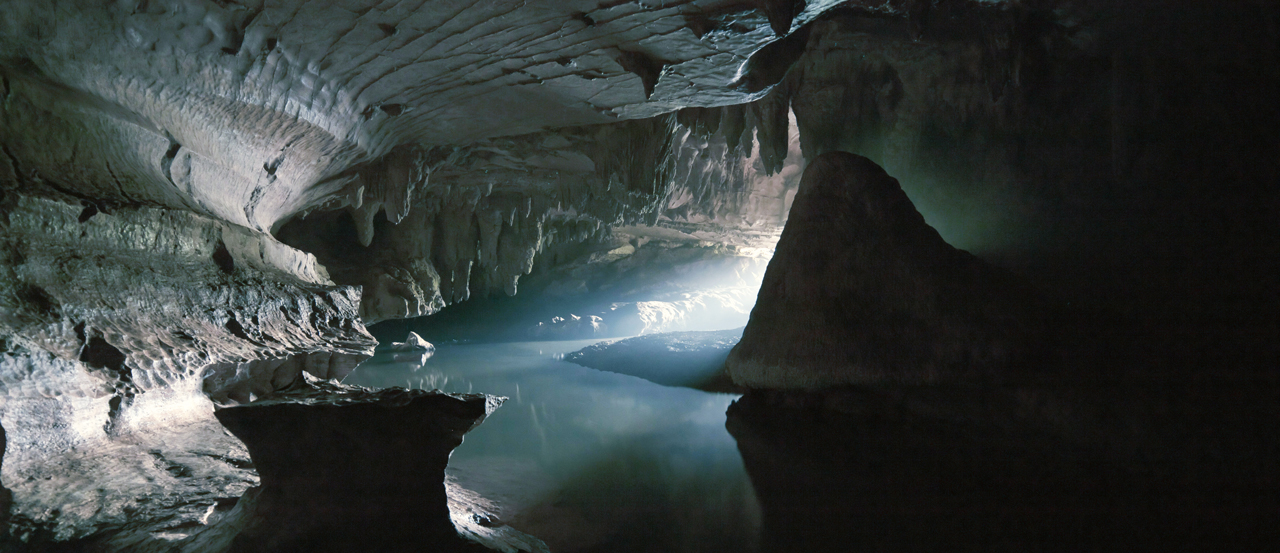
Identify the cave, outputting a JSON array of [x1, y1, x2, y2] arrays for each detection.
[[0, 1, 1276, 551]]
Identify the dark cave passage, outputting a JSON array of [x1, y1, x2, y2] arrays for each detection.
[[2, 0, 1277, 551]]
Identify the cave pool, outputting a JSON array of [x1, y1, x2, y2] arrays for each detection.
[[343, 339, 761, 553]]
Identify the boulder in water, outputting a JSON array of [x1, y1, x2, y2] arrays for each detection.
[[379, 332, 436, 363], [726, 152, 1045, 389]]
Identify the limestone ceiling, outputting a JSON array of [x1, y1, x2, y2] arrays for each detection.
[[1, 0, 922, 233]]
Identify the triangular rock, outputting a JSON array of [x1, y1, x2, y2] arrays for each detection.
[[727, 152, 1044, 388]]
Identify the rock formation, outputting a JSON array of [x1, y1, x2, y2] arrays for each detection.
[[0, 196, 371, 548], [210, 375, 517, 553], [726, 390, 1133, 553], [378, 331, 436, 363], [0, 0, 1275, 549], [566, 328, 743, 392], [727, 152, 1044, 388]]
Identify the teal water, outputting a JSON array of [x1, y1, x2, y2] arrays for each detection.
[[343, 339, 761, 553]]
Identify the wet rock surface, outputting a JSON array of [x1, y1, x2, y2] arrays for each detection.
[[727, 152, 1044, 389], [0, 195, 375, 549], [211, 374, 526, 553], [0, 195, 376, 381], [0, 424, 10, 536], [565, 329, 744, 393], [0, 348, 258, 551]]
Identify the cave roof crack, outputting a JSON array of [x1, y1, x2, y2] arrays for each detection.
[[103, 161, 138, 206]]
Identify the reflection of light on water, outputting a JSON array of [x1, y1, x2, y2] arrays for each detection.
[[528, 403, 550, 462], [343, 340, 762, 551]]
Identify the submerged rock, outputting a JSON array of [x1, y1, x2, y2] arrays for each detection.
[[565, 329, 745, 393], [727, 152, 1045, 389], [211, 374, 515, 552]]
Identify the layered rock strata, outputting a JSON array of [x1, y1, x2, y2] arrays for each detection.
[[727, 152, 1043, 388], [0, 194, 376, 545], [0, 196, 375, 375], [0, 0, 814, 235]]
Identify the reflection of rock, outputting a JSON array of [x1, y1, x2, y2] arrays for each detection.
[[375, 234, 771, 344], [565, 329, 744, 392], [212, 375, 515, 552], [726, 390, 1088, 551], [0, 423, 9, 530], [732, 386, 1280, 550], [446, 467, 552, 553], [526, 291, 756, 342], [727, 152, 1044, 389], [528, 315, 607, 340]]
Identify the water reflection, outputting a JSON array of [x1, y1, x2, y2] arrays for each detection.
[[343, 340, 761, 553]]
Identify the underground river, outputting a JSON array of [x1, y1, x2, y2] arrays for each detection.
[[342, 339, 761, 553]]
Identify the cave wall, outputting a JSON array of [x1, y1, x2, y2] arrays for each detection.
[[718, 6, 1279, 547], [726, 152, 1046, 388], [0, 0, 822, 546], [277, 111, 802, 324], [764, 2, 1278, 324], [0, 0, 1276, 548], [0, 195, 374, 544]]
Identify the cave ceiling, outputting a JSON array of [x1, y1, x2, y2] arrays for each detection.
[[0, 0, 880, 233], [8, 0, 1061, 328], [2, 0, 1277, 548]]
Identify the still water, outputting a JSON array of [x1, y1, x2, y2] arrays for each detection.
[[343, 339, 761, 553]]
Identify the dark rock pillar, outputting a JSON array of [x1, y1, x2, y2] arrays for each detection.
[[726, 152, 1044, 388], [213, 376, 504, 552]]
